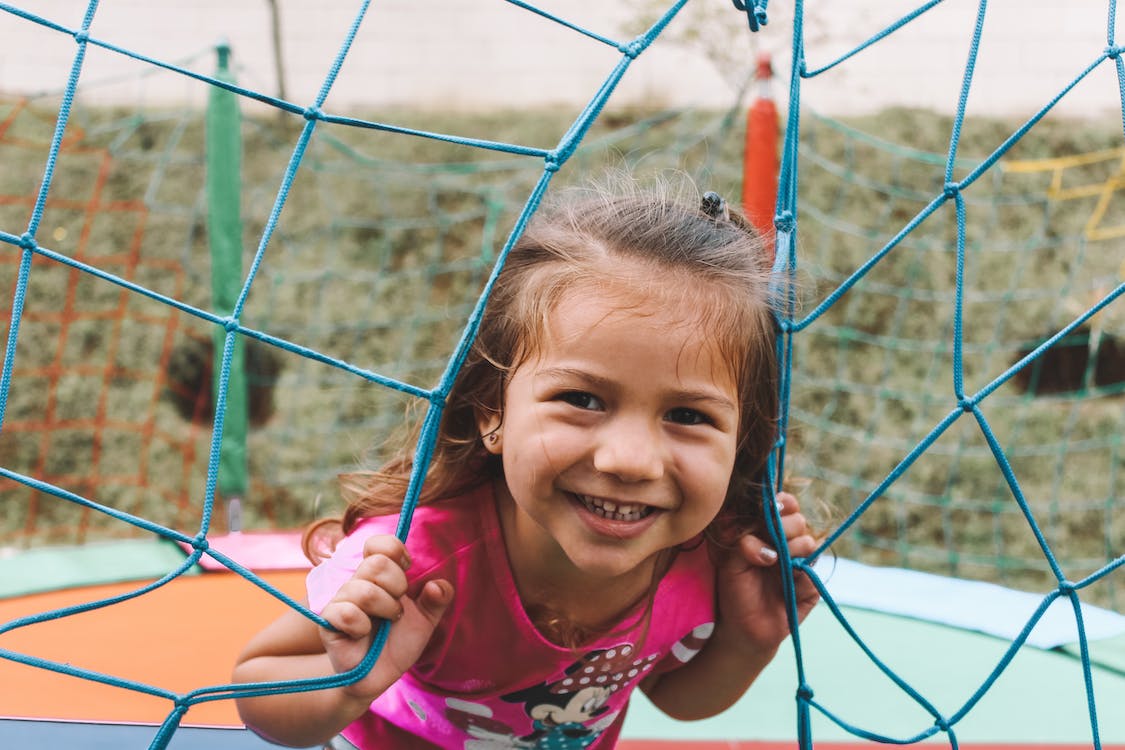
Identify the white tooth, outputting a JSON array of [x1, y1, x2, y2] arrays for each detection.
[[576, 493, 654, 521]]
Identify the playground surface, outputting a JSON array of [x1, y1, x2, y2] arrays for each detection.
[[1, 535, 1123, 749]]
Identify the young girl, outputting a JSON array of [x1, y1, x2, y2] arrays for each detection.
[[232, 178, 821, 749]]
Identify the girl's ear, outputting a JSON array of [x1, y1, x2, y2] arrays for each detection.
[[477, 409, 503, 455], [302, 517, 344, 565]]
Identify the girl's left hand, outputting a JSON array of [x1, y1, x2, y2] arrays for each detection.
[[716, 491, 821, 656]]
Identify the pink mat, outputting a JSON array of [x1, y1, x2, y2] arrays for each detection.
[[178, 531, 311, 571]]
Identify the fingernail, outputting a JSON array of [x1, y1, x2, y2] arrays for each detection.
[[775, 499, 785, 514], [402, 550, 412, 570], [761, 546, 778, 562]]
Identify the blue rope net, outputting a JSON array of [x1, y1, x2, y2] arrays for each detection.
[[0, 1, 1121, 749], [788, 107, 1125, 610], [773, 1, 1123, 746]]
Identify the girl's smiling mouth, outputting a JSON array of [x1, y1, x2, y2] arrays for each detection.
[[574, 494, 657, 523]]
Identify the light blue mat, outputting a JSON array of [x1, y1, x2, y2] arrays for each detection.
[[623, 603, 1125, 744]]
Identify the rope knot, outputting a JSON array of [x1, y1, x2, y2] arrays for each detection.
[[1107, 44, 1124, 60], [731, 0, 768, 31], [933, 716, 952, 732], [222, 316, 240, 333], [619, 38, 644, 59], [958, 396, 975, 412], [18, 232, 37, 250], [192, 536, 210, 553], [774, 210, 795, 233], [943, 181, 960, 199], [73, 29, 90, 45], [796, 684, 814, 701], [544, 153, 561, 173], [302, 106, 323, 122], [1058, 580, 1077, 595]]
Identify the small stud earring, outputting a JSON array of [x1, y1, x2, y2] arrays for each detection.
[[487, 433, 499, 444]]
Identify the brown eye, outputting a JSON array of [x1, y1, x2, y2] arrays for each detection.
[[560, 391, 603, 411], [666, 407, 708, 425]]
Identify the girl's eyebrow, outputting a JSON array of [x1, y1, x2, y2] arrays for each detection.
[[536, 367, 738, 412]]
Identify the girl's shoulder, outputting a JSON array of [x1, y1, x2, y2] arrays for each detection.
[[350, 481, 492, 539], [346, 481, 496, 570], [307, 483, 496, 613]]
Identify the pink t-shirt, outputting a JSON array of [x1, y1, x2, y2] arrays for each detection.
[[306, 482, 717, 750]]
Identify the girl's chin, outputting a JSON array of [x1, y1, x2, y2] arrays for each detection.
[[557, 539, 665, 583], [563, 555, 656, 584]]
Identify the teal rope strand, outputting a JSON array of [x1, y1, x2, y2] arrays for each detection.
[[942, 0, 989, 184], [951, 189, 967, 401], [503, 0, 623, 49], [802, 0, 946, 79], [199, 330, 237, 534], [24, 0, 98, 238], [0, 1, 97, 430], [0, 247, 32, 430]]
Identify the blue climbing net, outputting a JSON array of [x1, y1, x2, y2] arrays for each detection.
[[0, 1, 1121, 748]]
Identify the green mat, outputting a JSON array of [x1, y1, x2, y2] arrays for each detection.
[[0, 539, 197, 599]]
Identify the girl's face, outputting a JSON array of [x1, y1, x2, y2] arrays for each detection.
[[480, 272, 740, 586]]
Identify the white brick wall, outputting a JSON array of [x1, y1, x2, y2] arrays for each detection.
[[0, 1, 1117, 118]]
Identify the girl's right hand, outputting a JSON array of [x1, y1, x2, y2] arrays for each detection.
[[318, 534, 454, 702]]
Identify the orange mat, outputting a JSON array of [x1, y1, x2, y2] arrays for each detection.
[[0, 570, 307, 727]]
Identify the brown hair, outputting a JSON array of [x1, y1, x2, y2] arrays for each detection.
[[329, 175, 781, 550]]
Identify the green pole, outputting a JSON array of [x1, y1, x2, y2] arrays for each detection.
[[206, 41, 248, 526]]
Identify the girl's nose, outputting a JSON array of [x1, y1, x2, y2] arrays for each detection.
[[592, 419, 665, 482]]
